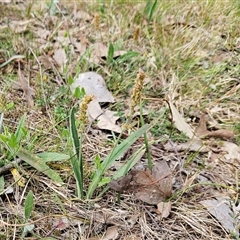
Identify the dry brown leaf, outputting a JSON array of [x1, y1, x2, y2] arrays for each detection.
[[195, 114, 234, 140], [9, 19, 34, 33], [87, 99, 103, 120], [97, 110, 121, 133], [102, 226, 119, 240], [38, 55, 53, 69], [200, 197, 239, 236], [53, 48, 68, 68], [220, 141, 240, 164], [151, 161, 172, 198], [168, 99, 194, 139], [133, 161, 172, 204], [109, 174, 133, 192], [205, 129, 234, 139], [17, 65, 34, 108], [35, 28, 51, 40], [89, 42, 108, 64], [88, 44, 126, 64], [109, 161, 172, 204], [156, 201, 172, 218], [70, 37, 87, 54]]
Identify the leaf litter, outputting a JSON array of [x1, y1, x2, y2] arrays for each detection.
[[0, 1, 240, 239]]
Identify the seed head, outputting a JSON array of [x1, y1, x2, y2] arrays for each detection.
[[94, 13, 100, 30], [130, 70, 145, 113], [133, 26, 140, 42], [79, 95, 94, 132]]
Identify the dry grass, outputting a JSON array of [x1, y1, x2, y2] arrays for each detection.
[[0, 0, 240, 239]]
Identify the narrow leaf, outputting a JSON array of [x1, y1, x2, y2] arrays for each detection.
[[14, 114, 26, 144], [24, 190, 34, 220], [113, 147, 145, 179], [69, 108, 83, 198], [37, 152, 70, 162], [107, 43, 114, 64], [17, 147, 63, 183]]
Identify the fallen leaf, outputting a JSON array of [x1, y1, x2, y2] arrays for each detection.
[[102, 226, 119, 240], [38, 55, 53, 69], [168, 99, 194, 139], [109, 174, 133, 192], [10, 168, 26, 187], [97, 110, 121, 133], [205, 129, 234, 139], [89, 42, 108, 64], [9, 19, 34, 33], [87, 98, 103, 119], [195, 114, 234, 140], [200, 197, 239, 236], [35, 28, 51, 40], [133, 161, 172, 204], [53, 48, 68, 68], [220, 141, 240, 164], [156, 201, 171, 218], [70, 37, 87, 54], [70, 72, 114, 103], [86, 99, 121, 132], [109, 161, 172, 204]]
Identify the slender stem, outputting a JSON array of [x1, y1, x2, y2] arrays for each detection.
[[140, 100, 152, 171]]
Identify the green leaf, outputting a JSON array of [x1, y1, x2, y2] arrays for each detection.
[[113, 147, 145, 180], [98, 147, 146, 197], [37, 152, 70, 162], [69, 108, 83, 198], [107, 43, 114, 64], [15, 114, 26, 144], [17, 147, 63, 183], [24, 190, 34, 220], [116, 51, 139, 64], [73, 87, 86, 99], [86, 124, 150, 199], [98, 177, 111, 187], [144, 0, 158, 21], [94, 154, 102, 170]]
